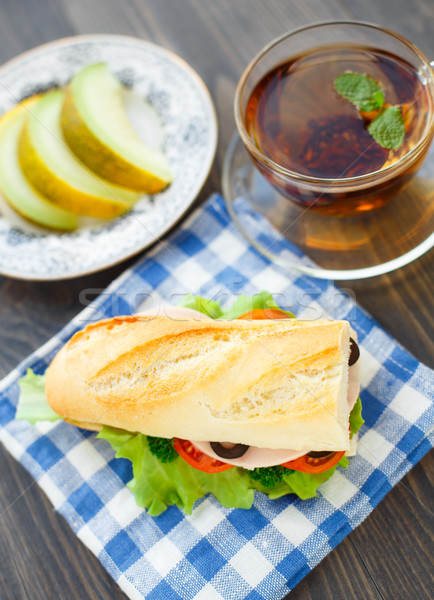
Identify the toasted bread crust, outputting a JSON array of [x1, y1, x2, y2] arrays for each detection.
[[45, 316, 351, 451]]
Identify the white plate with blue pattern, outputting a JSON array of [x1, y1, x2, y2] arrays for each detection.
[[0, 35, 217, 280]]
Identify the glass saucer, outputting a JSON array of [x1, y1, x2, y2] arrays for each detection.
[[222, 134, 434, 280]]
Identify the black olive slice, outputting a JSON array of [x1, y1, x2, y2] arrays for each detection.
[[307, 451, 335, 459], [349, 337, 360, 366], [210, 441, 249, 459]]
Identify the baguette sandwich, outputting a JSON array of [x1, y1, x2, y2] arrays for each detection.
[[17, 293, 363, 515]]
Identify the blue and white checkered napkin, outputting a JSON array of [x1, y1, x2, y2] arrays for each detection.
[[0, 194, 433, 600]]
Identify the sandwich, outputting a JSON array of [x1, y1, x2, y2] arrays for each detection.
[[16, 292, 363, 515]]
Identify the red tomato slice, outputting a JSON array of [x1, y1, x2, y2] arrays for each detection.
[[173, 438, 234, 473], [281, 451, 345, 474], [237, 308, 290, 320]]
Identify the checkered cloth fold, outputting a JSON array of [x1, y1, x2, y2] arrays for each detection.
[[0, 194, 432, 600]]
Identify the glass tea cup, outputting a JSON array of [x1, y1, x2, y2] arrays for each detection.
[[234, 22, 434, 217]]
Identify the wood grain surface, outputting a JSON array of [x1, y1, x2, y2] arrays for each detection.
[[0, 1, 433, 599]]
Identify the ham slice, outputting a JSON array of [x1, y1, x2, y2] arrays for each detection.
[[192, 440, 306, 469]]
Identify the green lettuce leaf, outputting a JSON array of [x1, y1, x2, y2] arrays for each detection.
[[220, 291, 294, 319], [178, 293, 223, 319], [16, 370, 61, 423], [98, 427, 255, 515], [249, 464, 344, 500], [179, 291, 294, 320], [350, 397, 364, 437], [97, 423, 358, 514]]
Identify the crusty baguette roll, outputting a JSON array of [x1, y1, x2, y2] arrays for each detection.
[[45, 315, 352, 451]]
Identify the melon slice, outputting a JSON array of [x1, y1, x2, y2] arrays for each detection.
[[0, 99, 77, 231], [18, 89, 139, 218], [60, 63, 173, 192]]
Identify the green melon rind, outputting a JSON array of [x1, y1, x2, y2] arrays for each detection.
[[18, 89, 139, 218], [0, 100, 78, 231], [61, 63, 173, 193]]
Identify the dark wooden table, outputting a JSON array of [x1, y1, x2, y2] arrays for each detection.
[[0, 1, 433, 599]]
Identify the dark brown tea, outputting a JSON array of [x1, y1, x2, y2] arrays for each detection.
[[245, 45, 432, 215]]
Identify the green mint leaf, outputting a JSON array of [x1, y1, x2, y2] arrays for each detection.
[[372, 90, 385, 109], [334, 72, 384, 111], [368, 106, 405, 150]]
